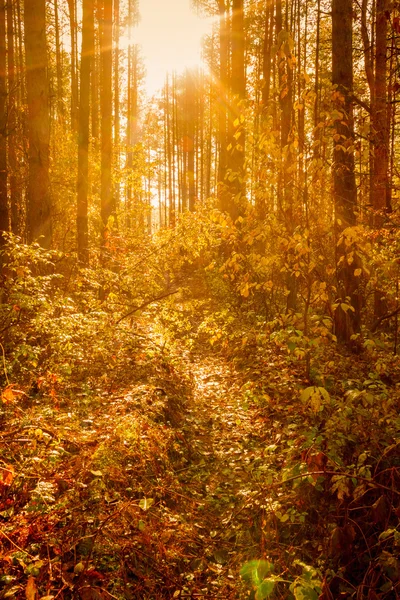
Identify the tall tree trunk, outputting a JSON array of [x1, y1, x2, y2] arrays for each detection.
[[67, 0, 78, 132], [0, 0, 7, 245], [228, 0, 246, 219], [77, 0, 94, 265], [114, 0, 120, 209], [217, 0, 229, 213], [24, 0, 52, 247], [166, 75, 175, 224], [91, 3, 99, 141], [7, 0, 19, 235], [371, 0, 389, 218], [54, 0, 64, 121], [100, 0, 113, 238], [332, 0, 360, 343], [187, 70, 196, 211], [262, 0, 273, 112]]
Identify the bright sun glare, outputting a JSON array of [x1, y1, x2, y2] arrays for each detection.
[[132, 0, 213, 97]]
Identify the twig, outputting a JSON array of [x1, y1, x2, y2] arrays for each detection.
[[115, 290, 179, 325], [0, 529, 35, 558], [371, 306, 400, 332], [0, 341, 9, 385], [224, 469, 400, 525]]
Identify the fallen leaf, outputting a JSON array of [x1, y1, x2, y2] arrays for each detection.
[[26, 576, 38, 600]]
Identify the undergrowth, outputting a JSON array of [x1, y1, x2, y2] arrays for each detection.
[[1, 216, 400, 599]]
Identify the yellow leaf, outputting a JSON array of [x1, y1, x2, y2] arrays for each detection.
[[26, 576, 38, 600], [241, 283, 249, 298], [2, 386, 15, 404], [354, 268, 362, 277]]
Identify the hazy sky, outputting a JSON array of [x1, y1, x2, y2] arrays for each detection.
[[134, 0, 214, 96]]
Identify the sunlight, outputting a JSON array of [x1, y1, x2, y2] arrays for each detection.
[[131, 0, 214, 96]]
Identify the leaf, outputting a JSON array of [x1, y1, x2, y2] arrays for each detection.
[[240, 560, 274, 585], [256, 579, 276, 599], [138, 520, 146, 531], [90, 471, 103, 477], [139, 498, 154, 511], [213, 549, 229, 565], [292, 584, 319, 600], [25, 576, 38, 600], [2, 387, 15, 404], [354, 268, 362, 277], [1, 465, 14, 487], [74, 562, 85, 574], [241, 283, 250, 298]]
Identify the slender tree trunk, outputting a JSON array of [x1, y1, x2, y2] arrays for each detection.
[[171, 71, 177, 214], [187, 70, 196, 211], [7, 0, 19, 235], [166, 75, 175, 224], [371, 0, 389, 218], [91, 4, 99, 141], [228, 0, 246, 219], [0, 0, 7, 244], [54, 0, 64, 121], [332, 0, 360, 343], [217, 0, 229, 213], [262, 0, 273, 112], [114, 0, 120, 209], [77, 0, 94, 265], [67, 0, 78, 132], [100, 0, 113, 237], [24, 0, 52, 247]]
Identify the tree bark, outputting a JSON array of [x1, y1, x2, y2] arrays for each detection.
[[217, 0, 229, 213], [54, 0, 64, 121], [0, 0, 7, 245], [77, 0, 94, 265], [332, 0, 360, 343], [7, 0, 19, 235], [24, 0, 52, 248], [228, 0, 246, 219], [100, 0, 113, 237], [67, 0, 78, 132]]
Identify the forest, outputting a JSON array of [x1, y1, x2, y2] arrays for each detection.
[[0, 0, 400, 598]]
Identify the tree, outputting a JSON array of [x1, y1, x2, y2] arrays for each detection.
[[100, 0, 114, 240], [67, 0, 79, 132], [77, 0, 94, 265], [0, 0, 7, 246], [228, 0, 246, 218], [24, 0, 52, 248], [7, 0, 19, 235], [332, 0, 360, 342]]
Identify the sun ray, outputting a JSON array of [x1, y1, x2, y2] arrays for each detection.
[[123, 0, 215, 97]]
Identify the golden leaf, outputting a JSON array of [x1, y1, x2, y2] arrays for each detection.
[[26, 576, 38, 600]]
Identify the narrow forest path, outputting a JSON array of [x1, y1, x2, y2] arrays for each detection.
[[0, 324, 289, 600], [169, 350, 271, 599]]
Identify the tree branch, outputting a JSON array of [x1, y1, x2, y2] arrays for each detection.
[[115, 290, 179, 325]]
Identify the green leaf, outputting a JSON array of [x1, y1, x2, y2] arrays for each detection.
[[74, 562, 85, 574], [256, 579, 276, 599], [240, 560, 274, 585], [292, 585, 319, 600], [139, 498, 154, 511]]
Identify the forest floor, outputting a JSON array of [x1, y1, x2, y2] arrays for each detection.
[[1, 298, 400, 599]]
